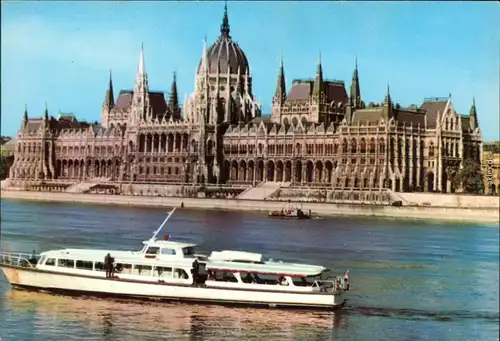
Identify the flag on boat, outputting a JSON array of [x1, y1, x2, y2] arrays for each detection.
[[344, 270, 350, 291]]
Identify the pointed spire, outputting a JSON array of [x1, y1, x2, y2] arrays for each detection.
[[138, 43, 145, 76], [44, 102, 49, 120], [313, 53, 323, 97], [104, 69, 115, 107], [220, 1, 231, 38], [469, 96, 478, 129], [384, 83, 391, 104], [168, 71, 179, 117], [24, 104, 28, 121], [199, 37, 209, 75], [350, 57, 361, 108], [470, 96, 477, 116], [274, 56, 286, 102]]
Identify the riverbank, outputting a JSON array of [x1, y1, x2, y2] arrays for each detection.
[[1, 190, 498, 224]]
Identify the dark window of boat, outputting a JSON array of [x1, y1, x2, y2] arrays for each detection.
[[38, 256, 46, 265], [182, 247, 195, 256], [58, 259, 75, 268], [94, 262, 105, 271], [115, 263, 132, 274], [292, 276, 311, 286], [174, 268, 189, 279], [76, 260, 93, 270], [146, 247, 160, 255], [45, 258, 56, 266], [215, 271, 238, 283], [161, 248, 175, 255], [134, 265, 152, 275], [251, 274, 278, 285], [154, 266, 172, 277]]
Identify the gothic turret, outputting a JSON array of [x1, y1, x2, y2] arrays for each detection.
[[101, 70, 114, 128], [104, 70, 115, 107], [44, 102, 49, 121], [168, 71, 180, 120], [350, 58, 361, 108], [273, 57, 286, 104], [382, 84, 393, 120], [20, 104, 29, 130], [469, 97, 478, 130], [312, 54, 323, 99], [220, 2, 230, 39], [131, 44, 150, 123]]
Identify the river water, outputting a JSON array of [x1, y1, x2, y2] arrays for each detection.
[[0, 199, 498, 341]]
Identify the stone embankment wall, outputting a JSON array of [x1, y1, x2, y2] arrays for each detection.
[[397, 192, 499, 209], [271, 188, 392, 205], [1, 190, 498, 224]]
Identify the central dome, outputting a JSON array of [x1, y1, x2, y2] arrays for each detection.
[[198, 5, 250, 75]]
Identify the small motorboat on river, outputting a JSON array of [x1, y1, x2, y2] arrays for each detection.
[[0, 208, 349, 310], [269, 202, 312, 220]]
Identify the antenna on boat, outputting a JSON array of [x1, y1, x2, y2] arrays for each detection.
[[149, 207, 177, 242]]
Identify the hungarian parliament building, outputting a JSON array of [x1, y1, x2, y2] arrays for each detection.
[[9, 5, 483, 196]]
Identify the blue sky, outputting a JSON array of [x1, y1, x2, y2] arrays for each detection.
[[1, 1, 499, 141]]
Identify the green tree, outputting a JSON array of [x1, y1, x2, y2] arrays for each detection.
[[0, 156, 8, 180], [452, 159, 484, 194]]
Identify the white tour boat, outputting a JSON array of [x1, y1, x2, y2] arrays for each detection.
[[0, 208, 350, 310]]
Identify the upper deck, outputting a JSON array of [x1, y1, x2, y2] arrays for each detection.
[[207, 250, 328, 277]]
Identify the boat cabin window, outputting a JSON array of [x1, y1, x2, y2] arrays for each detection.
[[211, 271, 238, 283], [252, 274, 278, 285], [174, 268, 189, 279], [58, 259, 75, 268], [45, 258, 56, 266], [145, 247, 160, 256], [133, 265, 152, 276], [115, 263, 132, 274], [183, 247, 195, 256], [241, 272, 258, 283], [94, 261, 105, 272], [161, 248, 176, 255], [154, 266, 172, 278], [76, 260, 93, 270], [292, 276, 312, 286], [38, 256, 46, 265]]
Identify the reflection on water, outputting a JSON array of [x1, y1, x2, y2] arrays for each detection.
[[1, 290, 345, 341], [0, 199, 499, 341]]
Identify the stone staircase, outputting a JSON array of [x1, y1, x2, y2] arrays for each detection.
[[236, 182, 284, 200], [66, 179, 108, 193], [386, 189, 416, 206]]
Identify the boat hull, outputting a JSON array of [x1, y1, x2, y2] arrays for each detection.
[[268, 215, 311, 220], [0, 265, 346, 311]]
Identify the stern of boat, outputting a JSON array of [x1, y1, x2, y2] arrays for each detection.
[[314, 270, 350, 309], [0, 251, 39, 286]]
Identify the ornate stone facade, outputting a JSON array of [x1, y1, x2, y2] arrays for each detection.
[[9, 5, 483, 194], [483, 142, 500, 195]]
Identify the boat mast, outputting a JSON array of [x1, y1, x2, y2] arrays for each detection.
[[149, 207, 177, 242]]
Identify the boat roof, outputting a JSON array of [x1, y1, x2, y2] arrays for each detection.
[[142, 240, 197, 249], [39, 248, 193, 265], [209, 250, 263, 263], [206, 260, 328, 277]]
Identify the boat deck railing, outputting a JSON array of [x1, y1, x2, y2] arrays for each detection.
[[313, 276, 349, 294], [0, 251, 40, 268]]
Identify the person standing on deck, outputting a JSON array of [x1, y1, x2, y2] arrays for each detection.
[[191, 259, 199, 283], [104, 253, 111, 278]]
